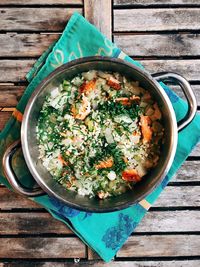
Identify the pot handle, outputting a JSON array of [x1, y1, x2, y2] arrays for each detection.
[[2, 139, 44, 197], [152, 72, 197, 131]]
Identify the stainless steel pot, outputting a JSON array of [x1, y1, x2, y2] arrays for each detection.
[[2, 57, 197, 212]]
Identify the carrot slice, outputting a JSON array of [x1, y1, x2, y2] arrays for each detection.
[[122, 169, 141, 182], [130, 95, 140, 102], [115, 97, 130, 106], [79, 79, 96, 95], [58, 155, 68, 166], [71, 95, 91, 120], [95, 157, 114, 169], [140, 115, 152, 143], [107, 77, 121, 90], [115, 95, 140, 106], [71, 105, 77, 117]]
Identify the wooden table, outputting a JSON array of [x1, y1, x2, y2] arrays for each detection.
[[0, 0, 200, 266]]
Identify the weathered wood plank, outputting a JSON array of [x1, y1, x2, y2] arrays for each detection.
[[0, 188, 40, 209], [84, 0, 112, 39], [114, 0, 200, 6], [0, 188, 41, 209], [173, 161, 200, 182], [117, 235, 200, 257], [3, 33, 200, 58], [1, 260, 200, 267], [0, 210, 199, 235], [0, 185, 199, 211], [87, 247, 101, 260], [155, 186, 200, 207], [114, 9, 200, 32], [0, 33, 59, 58], [139, 59, 200, 81], [2, 59, 200, 83], [0, 213, 72, 235], [114, 34, 200, 57], [0, 60, 35, 83], [0, 237, 86, 258], [0, 0, 83, 5], [139, 210, 200, 232], [0, 85, 25, 107], [189, 142, 200, 157], [0, 111, 12, 130], [0, 8, 82, 32]]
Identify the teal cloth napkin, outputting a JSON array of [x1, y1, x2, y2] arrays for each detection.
[[0, 12, 200, 262]]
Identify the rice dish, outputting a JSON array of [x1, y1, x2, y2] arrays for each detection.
[[36, 70, 164, 199]]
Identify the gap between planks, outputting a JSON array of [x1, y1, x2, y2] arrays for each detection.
[[0, 260, 200, 267]]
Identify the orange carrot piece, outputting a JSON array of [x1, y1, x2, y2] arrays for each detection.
[[122, 169, 141, 182], [95, 157, 114, 169], [107, 77, 121, 90], [79, 79, 96, 95], [58, 155, 68, 166], [115, 95, 140, 106], [140, 115, 152, 143]]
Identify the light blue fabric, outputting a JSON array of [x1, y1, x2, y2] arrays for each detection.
[[0, 13, 199, 262]]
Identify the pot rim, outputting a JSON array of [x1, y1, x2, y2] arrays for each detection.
[[21, 56, 178, 212]]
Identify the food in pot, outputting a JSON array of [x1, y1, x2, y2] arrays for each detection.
[[36, 70, 164, 199]]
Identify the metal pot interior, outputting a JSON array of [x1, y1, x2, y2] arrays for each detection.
[[21, 57, 177, 212]]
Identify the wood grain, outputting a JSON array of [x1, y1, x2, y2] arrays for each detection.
[[138, 210, 200, 232], [0, 0, 83, 5], [0, 237, 86, 258], [117, 235, 200, 257], [0, 188, 41, 209], [1, 260, 200, 267], [0, 212, 72, 235], [154, 186, 200, 207], [189, 142, 200, 157], [114, 0, 200, 6], [0, 8, 82, 32], [84, 0, 112, 39], [0, 188, 40, 209], [0, 33, 59, 58], [0, 60, 35, 83], [2, 59, 200, 82], [173, 161, 200, 182], [114, 8, 200, 32], [0, 111, 12, 130], [0, 210, 199, 235], [0, 185, 199, 210], [139, 59, 200, 81], [3, 33, 200, 58], [0, 85, 25, 107], [114, 34, 200, 57]]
